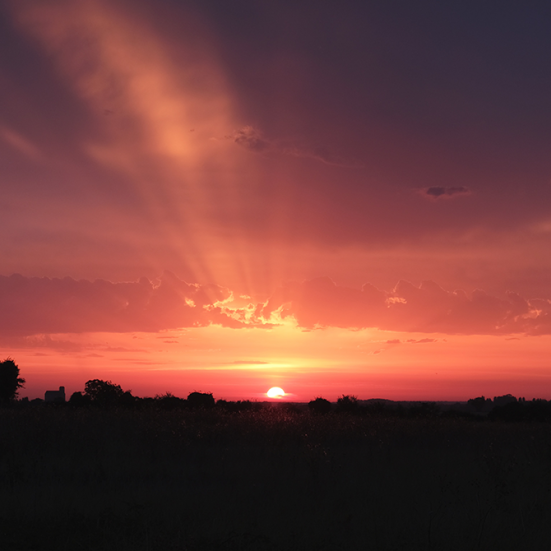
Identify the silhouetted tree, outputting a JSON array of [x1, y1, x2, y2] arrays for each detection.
[[0, 357, 25, 403], [468, 395, 493, 412], [308, 397, 332, 415], [119, 390, 136, 408], [155, 392, 186, 410], [493, 394, 517, 407], [84, 379, 125, 405], [235, 400, 255, 412], [187, 391, 215, 409], [336, 394, 359, 413], [69, 391, 92, 407]]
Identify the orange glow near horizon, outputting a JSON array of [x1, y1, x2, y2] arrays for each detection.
[[8, 324, 551, 402]]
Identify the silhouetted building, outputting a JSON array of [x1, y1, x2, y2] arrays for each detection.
[[45, 386, 65, 402]]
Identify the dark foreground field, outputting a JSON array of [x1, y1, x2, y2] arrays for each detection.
[[1, 406, 551, 551]]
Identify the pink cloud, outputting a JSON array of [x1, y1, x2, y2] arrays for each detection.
[[0, 272, 253, 336], [3, 272, 551, 337], [262, 277, 551, 336], [261, 277, 387, 329]]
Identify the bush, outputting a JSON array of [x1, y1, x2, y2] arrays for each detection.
[[336, 395, 359, 414], [308, 397, 332, 415], [69, 392, 92, 407], [155, 393, 186, 411], [187, 392, 215, 409]]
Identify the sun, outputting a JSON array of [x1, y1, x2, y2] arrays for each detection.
[[267, 387, 285, 399]]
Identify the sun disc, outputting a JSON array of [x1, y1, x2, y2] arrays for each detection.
[[267, 387, 285, 398]]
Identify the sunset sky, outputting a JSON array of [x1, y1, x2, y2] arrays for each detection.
[[2, 0, 551, 401]]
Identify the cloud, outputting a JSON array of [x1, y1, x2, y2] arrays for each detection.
[[229, 125, 362, 167], [261, 277, 551, 336], [0, 334, 87, 352], [421, 186, 471, 200], [261, 277, 387, 329], [0, 272, 264, 336], [102, 346, 147, 353], [231, 126, 270, 152], [3, 271, 551, 337]]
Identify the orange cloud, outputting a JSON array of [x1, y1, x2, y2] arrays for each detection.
[[3, 272, 551, 337], [0, 272, 264, 336], [262, 277, 551, 336]]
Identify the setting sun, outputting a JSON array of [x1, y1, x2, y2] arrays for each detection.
[[267, 387, 285, 399]]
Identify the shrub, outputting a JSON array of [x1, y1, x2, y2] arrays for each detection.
[[187, 392, 215, 409], [308, 397, 332, 415], [155, 393, 186, 411], [69, 392, 92, 407], [336, 395, 359, 414]]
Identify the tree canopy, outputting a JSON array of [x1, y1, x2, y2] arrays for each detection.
[[187, 391, 215, 409], [84, 379, 125, 405], [0, 358, 25, 402]]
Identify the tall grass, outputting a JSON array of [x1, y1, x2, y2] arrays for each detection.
[[1, 406, 550, 550]]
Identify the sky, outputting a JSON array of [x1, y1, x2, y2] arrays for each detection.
[[2, 0, 551, 401]]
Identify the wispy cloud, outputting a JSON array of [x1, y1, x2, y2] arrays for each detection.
[[420, 186, 472, 200], [228, 125, 363, 167]]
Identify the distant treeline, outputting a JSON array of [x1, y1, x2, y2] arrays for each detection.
[[11, 378, 551, 422]]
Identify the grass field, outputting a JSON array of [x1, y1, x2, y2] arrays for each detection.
[[1, 405, 551, 550]]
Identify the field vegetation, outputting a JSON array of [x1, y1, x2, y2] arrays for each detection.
[[2, 396, 551, 550]]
